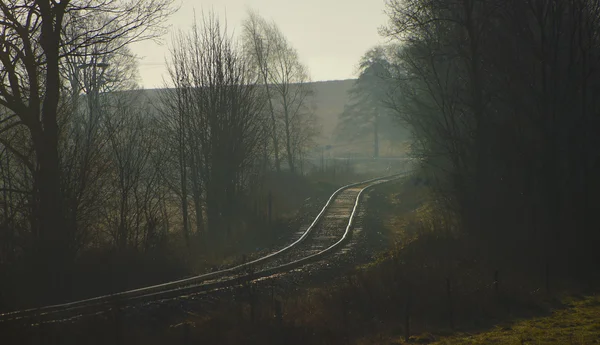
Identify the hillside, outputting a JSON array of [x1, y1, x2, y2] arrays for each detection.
[[140, 79, 356, 143], [309, 79, 355, 143]]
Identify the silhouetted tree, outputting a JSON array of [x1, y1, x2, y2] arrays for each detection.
[[161, 12, 268, 244], [335, 46, 408, 158], [103, 91, 167, 251], [0, 0, 175, 301], [243, 10, 319, 174], [384, 0, 600, 279]]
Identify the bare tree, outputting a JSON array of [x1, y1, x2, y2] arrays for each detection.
[[0, 109, 32, 265], [60, 36, 141, 254], [0, 0, 175, 299], [270, 37, 317, 173], [242, 10, 282, 172], [335, 46, 408, 158], [102, 91, 166, 251], [158, 36, 194, 247], [384, 0, 600, 280], [160, 12, 268, 246], [242, 10, 318, 174]]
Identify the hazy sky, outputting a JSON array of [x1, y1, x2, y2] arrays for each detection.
[[130, 0, 388, 88]]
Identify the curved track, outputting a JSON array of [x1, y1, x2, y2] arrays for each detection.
[[0, 174, 403, 324]]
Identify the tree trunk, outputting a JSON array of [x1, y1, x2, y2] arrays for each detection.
[[117, 190, 128, 250], [284, 109, 295, 173], [192, 186, 204, 236], [180, 172, 190, 247], [373, 115, 380, 158], [190, 148, 204, 237], [37, 3, 70, 294], [178, 91, 190, 248], [264, 85, 281, 172], [257, 52, 280, 172]]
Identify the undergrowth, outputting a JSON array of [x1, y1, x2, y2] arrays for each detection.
[[4, 174, 598, 345]]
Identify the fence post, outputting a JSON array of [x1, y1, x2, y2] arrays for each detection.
[[182, 322, 190, 345], [36, 310, 45, 345], [270, 281, 275, 311], [493, 270, 500, 295], [249, 282, 256, 324], [274, 298, 284, 345], [404, 281, 411, 342], [274, 298, 282, 324], [545, 261, 550, 293], [267, 191, 273, 226], [446, 277, 454, 330], [213, 318, 221, 343], [113, 300, 123, 345]]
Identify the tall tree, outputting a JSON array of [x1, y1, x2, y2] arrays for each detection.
[[0, 0, 175, 297], [335, 46, 408, 158], [383, 0, 600, 280], [162, 11, 268, 244], [103, 91, 166, 252], [158, 36, 193, 247], [60, 39, 141, 254], [242, 10, 318, 173]]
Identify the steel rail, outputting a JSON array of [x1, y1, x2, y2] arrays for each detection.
[[0, 173, 407, 323]]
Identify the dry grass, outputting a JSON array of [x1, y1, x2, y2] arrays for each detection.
[[120, 179, 600, 345], [6, 176, 598, 345], [431, 295, 600, 345], [365, 295, 600, 345]]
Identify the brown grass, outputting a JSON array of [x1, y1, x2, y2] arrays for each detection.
[[5, 177, 597, 345]]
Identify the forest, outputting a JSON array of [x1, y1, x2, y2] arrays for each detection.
[[337, 0, 600, 293], [0, 1, 330, 310], [382, 0, 600, 287]]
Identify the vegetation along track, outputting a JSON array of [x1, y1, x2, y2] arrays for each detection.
[[0, 173, 405, 324]]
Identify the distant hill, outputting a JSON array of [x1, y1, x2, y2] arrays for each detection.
[[310, 79, 410, 157], [309, 79, 356, 143], [138, 79, 411, 156], [141, 79, 357, 144]]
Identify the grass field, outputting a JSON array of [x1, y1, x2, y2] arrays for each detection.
[[357, 179, 600, 345], [433, 295, 600, 345], [6, 175, 598, 345], [373, 295, 600, 344]]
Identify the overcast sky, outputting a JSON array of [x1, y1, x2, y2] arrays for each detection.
[[130, 0, 388, 88]]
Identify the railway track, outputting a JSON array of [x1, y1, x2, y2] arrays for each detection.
[[0, 173, 404, 324]]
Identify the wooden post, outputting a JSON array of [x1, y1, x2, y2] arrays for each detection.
[[271, 281, 275, 311], [447, 277, 454, 330], [182, 322, 190, 345], [36, 311, 45, 345], [274, 298, 283, 324], [404, 282, 411, 342], [274, 298, 283, 345], [545, 261, 550, 293], [213, 319, 221, 343], [249, 283, 256, 324], [267, 191, 273, 226], [341, 294, 349, 344], [113, 301, 123, 345], [494, 270, 500, 295], [321, 147, 324, 173], [238, 296, 244, 327]]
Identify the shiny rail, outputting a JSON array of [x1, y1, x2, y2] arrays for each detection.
[[0, 173, 407, 323]]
